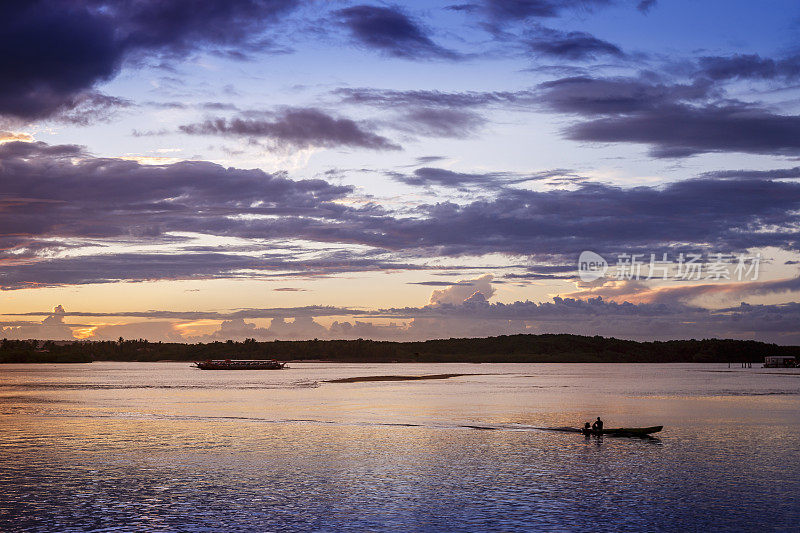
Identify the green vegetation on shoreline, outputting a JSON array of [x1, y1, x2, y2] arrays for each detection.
[[1, 335, 798, 364]]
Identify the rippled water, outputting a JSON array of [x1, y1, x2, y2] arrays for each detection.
[[1, 362, 799, 531]]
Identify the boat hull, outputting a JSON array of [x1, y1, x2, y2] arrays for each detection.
[[194, 360, 286, 370], [586, 425, 663, 436]]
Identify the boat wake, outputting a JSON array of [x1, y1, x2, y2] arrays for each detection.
[[0, 408, 660, 440], [0, 380, 321, 391]]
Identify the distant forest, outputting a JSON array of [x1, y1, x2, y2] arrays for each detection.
[[1, 334, 798, 364]]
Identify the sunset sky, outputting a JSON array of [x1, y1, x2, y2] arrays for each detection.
[[2, 0, 800, 343]]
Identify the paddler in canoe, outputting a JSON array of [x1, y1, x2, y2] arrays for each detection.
[[581, 417, 604, 435], [580, 418, 663, 437]]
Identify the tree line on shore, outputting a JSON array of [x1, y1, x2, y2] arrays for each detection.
[[1, 334, 798, 364]]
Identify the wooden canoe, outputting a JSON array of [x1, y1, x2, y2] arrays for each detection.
[[589, 425, 663, 436], [545, 425, 664, 436]]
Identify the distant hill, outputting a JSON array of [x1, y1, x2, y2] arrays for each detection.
[[2, 335, 798, 363]]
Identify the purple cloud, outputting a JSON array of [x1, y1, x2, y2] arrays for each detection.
[[637, 0, 657, 13], [335, 87, 537, 138], [538, 75, 800, 157], [477, 0, 612, 23], [538, 76, 714, 115], [336, 87, 533, 108], [335, 5, 461, 60], [180, 108, 400, 151], [697, 54, 800, 82], [566, 103, 800, 158], [0, 0, 300, 121], [2, 141, 799, 288], [526, 28, 623, 60], [9, 297, 800, 344]]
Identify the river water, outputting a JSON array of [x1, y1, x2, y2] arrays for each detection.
[[1, 362, 798, 531]]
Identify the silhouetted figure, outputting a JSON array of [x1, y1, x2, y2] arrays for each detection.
[[592, 417, 604, 433], [582, 422, 591, 434]]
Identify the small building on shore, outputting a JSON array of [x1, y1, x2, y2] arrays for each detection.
[[763, 355, 797, 368]]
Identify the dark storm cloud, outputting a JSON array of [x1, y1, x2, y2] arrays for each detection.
[[0, 0, 300, 121], [0, 2, 121, 121], [566, 103, 800, 158], [335, 5, 461, 60], [697, 54, 800, 81], [179, 108, 400, 150], [526, 29, 623, 60]]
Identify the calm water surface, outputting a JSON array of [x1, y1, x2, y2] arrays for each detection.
[[1, 362, 799, 531]]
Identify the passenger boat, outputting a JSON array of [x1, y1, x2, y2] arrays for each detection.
[[193, 359, 286, 370]]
